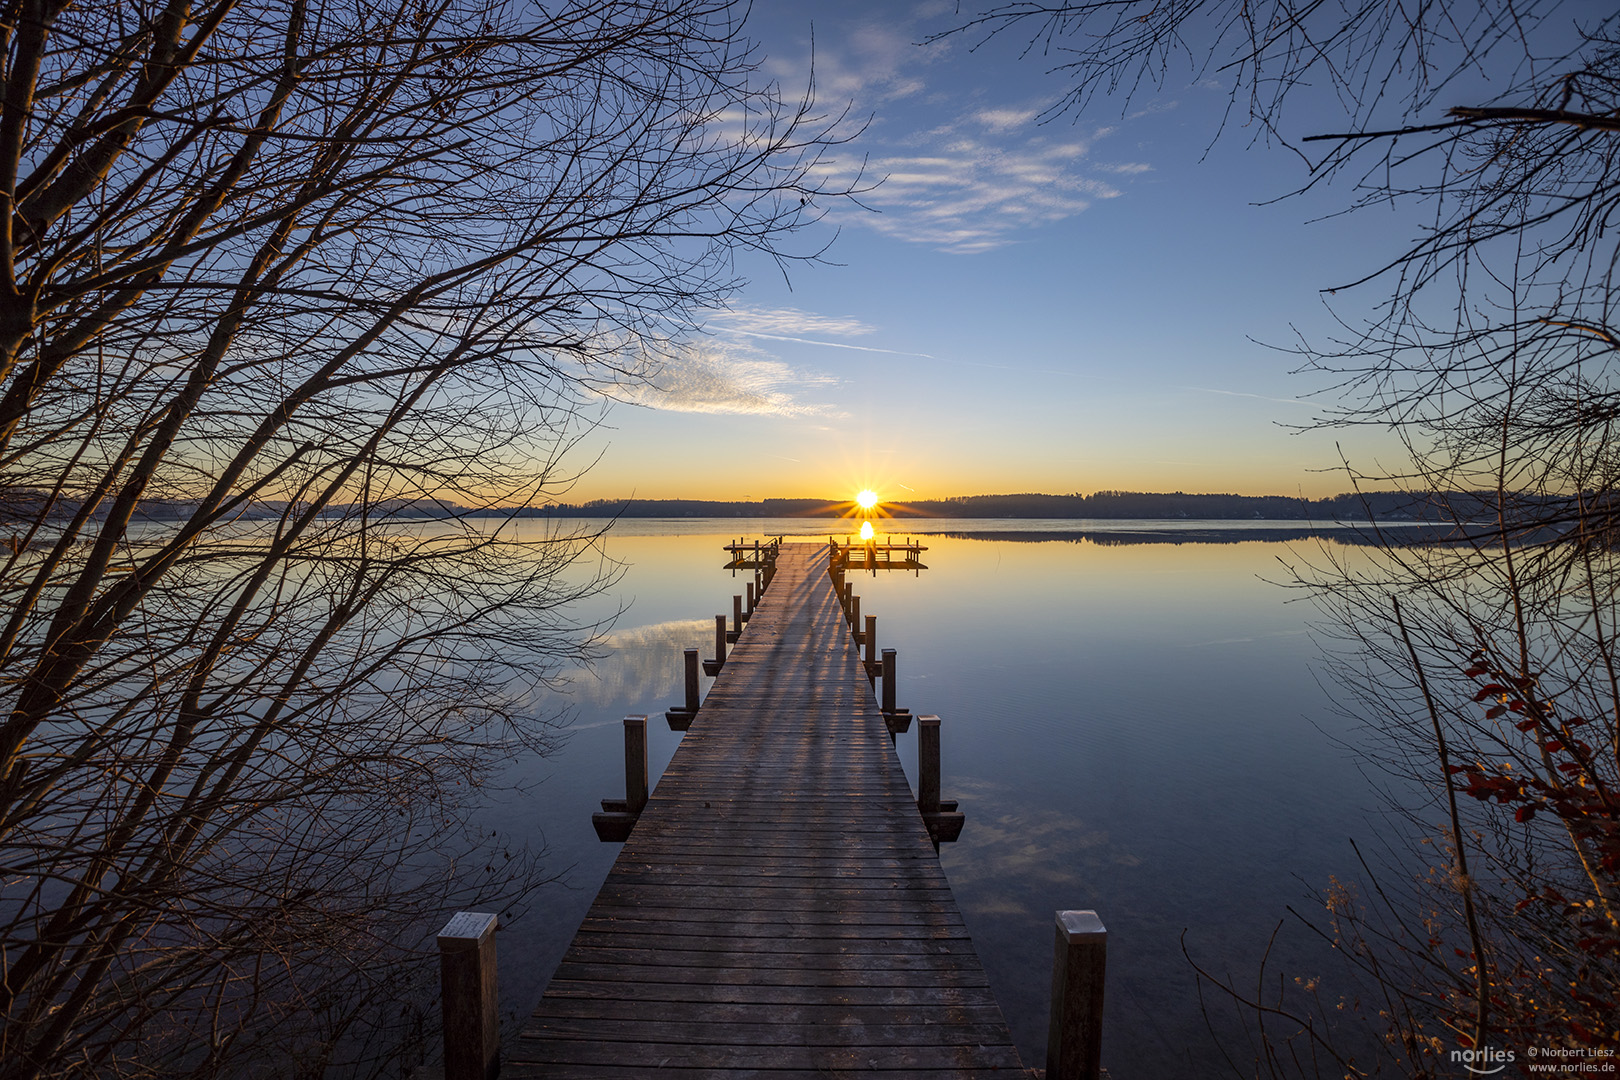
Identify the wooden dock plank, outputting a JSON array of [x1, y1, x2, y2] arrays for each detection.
[[514, 544, 1021, 1076]]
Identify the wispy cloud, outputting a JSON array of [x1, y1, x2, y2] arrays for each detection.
[[763, 8, 1153, 253], [707, 304, 933, 357], [607, 339, 840, 417], [707, 305, 876, 338], [819, 134, 1121, 253]]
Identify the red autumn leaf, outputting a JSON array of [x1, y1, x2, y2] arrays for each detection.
[[1515, 718, 1538, 732], [1486, 706, 1506, 719], [1474, 684, 1507, 701], [1516, 805, 1537, 822]]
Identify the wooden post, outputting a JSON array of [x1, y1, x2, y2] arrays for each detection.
[[849, 594, 860, 636], [918, 715, 940, 812], [1047, 910, 1107, 1080], [865, 616, 877, 682], [733, 594, 744, 635], [714, 614, 727, 669], [438, 911, 499, 1080], [683, 648, 700, 714], [882, 649, 897, 715], [623, 715, 648, 815], [746, 580, 755, 615]]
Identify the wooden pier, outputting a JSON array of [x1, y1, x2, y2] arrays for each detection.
[[507, 542, 1024, 1077]]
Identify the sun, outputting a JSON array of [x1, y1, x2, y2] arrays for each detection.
[[855, 489, 879, 511]]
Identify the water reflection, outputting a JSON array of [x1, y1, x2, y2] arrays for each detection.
[[485, 521, 1394, 1077]]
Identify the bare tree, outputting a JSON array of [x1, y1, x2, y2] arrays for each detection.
[[941, 0, 1620, 1069], [0, 1, 855, 1076]]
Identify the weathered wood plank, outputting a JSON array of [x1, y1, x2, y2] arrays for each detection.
[[507, 1038, 1022, 1070]]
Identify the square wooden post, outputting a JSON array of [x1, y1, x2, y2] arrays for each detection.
[[622, 715, 648, 814], [865, 616, 877, 681], [918, 715, 940, 813], [714, 614, 727, 668], [1047, 910, 1107, 1080], [881, 649, 897, 715], [683, 648, 700, 713], [849, 593, 860, 634], [438, 911, 499, 1080]]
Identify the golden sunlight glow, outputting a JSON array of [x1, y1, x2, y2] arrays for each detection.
[[859, 521, 875, 541], [856, 489, 879, 510]]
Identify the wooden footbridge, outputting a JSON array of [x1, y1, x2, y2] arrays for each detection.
[[432, 538, 1109, 1080]]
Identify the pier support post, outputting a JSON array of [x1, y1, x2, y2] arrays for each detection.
[[729, 595, 744, 640], [624, 714, 648, 815], [914, 715, 962, 841], [593, 716, 649, 839], [1047, 910, 1107, 1080], [850, 594, 861, 639], [438, 911, 499, 1080], [703, 614, 727, 675], [881, 648, 896, 714], [865, 616, 877, 679], [746, 580, 755, 615], [881, 649, 911, 734], [666, 649, 700, 730], [918, 715, 940, 812]]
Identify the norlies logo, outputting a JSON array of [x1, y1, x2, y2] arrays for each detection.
[[1452, 1046, 1517, 1075]]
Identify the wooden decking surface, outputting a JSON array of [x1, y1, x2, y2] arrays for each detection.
[[510, 544, 1023, 1077]]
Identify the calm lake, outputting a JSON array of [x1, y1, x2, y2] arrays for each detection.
[[482, 518, 1412, 1076]]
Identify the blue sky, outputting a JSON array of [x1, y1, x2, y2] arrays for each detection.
[[567, 0, 1422, 504]]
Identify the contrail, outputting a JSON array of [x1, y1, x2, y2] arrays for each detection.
[[1182, 385, 1313, 407], [718, 328, 934, 358]]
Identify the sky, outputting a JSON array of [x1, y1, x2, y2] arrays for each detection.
[[563, 0, 1431, 505]]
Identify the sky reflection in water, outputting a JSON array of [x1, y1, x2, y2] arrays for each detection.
[[486, 519, 1396, 1077]]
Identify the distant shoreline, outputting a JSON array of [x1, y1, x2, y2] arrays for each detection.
[[442, 489, 1520, 524]]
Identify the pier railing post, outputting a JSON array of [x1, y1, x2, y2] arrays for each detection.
[[624, 715, 648, 815], [881, 648, 897, 715], [684, 648, 700, 713], [714, 614, 727, 669], [746, 580, 755, 615], [1047, 910, 1107, 1080], [666, 651, 700, 731], [732, 594, 744, 637], [865, 616, 877, 682], [850, 594, 861, 638], [438, 911, 499, 1080], [918, 715, 940, 813]]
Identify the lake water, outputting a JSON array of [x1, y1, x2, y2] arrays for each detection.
[[481, 518, 1409, 1076]]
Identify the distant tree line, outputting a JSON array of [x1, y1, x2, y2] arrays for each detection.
[[506, 490, 1523, 521], [0, 486, 1553, 526]]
